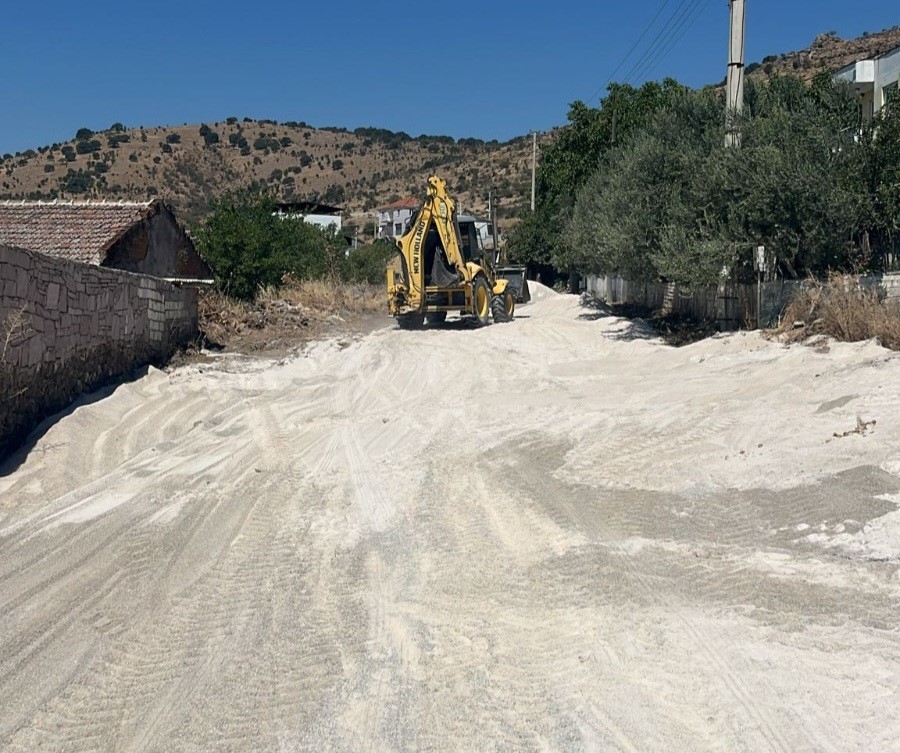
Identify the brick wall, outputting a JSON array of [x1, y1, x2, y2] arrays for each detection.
[[0, 244, 198, 457]]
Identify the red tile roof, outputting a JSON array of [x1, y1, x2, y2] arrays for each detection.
[[377, 197, 420, 212], [0, 200, 159, 265]]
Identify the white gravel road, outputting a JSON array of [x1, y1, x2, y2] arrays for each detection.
[[1, 284, 899, 752]]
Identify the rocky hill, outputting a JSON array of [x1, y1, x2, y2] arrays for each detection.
[[0, 120, 541, 226], [744, 25, 900, 83]]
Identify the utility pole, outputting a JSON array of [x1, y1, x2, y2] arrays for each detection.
[[725, 0, 746, 147], [530, 131, 537, 211]]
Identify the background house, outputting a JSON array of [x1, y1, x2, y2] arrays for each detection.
[[834, 44, 900, 121], [274, 201, 342, 233], [0, 199, 211, 280], [377, 198, 419, 239]]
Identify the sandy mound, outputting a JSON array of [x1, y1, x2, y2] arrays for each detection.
[[525, 280, 558, 301]]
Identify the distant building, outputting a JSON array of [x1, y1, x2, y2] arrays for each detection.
[[376, 197, 419, 239], [275, 201, 342, 232], [834, 45, 900, 121], [0, 199, 211, 280]]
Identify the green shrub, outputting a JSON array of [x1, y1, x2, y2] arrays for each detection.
[[253, 136, 280, 151], [60, 169, 93, 193], [75, 139, 101, 155], [195, 189, 330, 300], [342, 241, 395, 284]]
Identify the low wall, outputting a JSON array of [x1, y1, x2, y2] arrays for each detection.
[[1, 244, 198, 457], [585, 273, 900, 330]]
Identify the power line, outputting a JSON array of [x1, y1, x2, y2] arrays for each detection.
[[588, 0, 674, 103], [619, 0, 695, 85], [627, 0, 715, 85]]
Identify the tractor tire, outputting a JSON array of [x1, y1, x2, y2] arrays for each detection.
[[397, 312, 425, 330], [472, 277, 491, 326], [492, 290, 515, 323], [425, 311, 447, 325]]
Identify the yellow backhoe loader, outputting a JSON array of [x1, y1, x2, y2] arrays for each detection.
[[387, 176, 517, 329]]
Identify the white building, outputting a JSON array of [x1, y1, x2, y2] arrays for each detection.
[[834, 45, 900, 121], [376, 197, 419, 239], [275, 201, 342, 232]]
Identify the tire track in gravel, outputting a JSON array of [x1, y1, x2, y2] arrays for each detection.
[[502, 441, 805, 753]]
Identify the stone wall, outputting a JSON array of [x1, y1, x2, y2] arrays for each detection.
[[0, 244, 198, 457]]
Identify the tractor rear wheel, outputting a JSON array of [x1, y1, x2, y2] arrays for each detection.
[[472, 277, 491, 326]]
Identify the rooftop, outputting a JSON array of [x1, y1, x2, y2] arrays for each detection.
[[377, 197, 420, 212], [0, 200, 159, 265]]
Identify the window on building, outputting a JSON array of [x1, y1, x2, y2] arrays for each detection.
[[394, 223, 402, 235]]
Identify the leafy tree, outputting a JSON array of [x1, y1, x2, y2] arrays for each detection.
[[60, 169, 93, 193], [75, 139, 102, 155], [75, 127, 94, 140], [854, 102, 900, 267], [195, 189, 329, 300], [165, 133, 181, 144], [253, 136, 280, 151], [565, 76, 866, 286], [342, 241, 395, 284], [507, 79, 685, 270]]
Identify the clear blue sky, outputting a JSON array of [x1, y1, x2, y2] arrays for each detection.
[[2, 1, 896, 154]]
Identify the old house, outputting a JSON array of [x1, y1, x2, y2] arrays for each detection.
[[377, 197, 420, 239], [0, 199, 212, 280]]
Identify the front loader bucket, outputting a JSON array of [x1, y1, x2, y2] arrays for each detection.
[[496, 266, 531, 304]]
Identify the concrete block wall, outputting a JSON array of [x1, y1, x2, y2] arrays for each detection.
[[0, 244, 198, 457]]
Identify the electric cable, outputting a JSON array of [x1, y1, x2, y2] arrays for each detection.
[[587, 0, 675, 102], [627, 0, 715, 85]]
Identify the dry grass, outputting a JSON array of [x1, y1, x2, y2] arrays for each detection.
[[1, 306, 30, 365], [199, 279, 384, 352], [778, 274, 900, 350], [259, 277, 384, 315]]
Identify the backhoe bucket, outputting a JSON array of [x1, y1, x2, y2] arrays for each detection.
[[496, 266, 531, 304]]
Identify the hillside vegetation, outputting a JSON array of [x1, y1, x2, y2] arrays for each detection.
[[0, 120, 540, 225]]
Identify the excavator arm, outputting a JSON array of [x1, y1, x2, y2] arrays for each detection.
[[390, 176, 469, 312]]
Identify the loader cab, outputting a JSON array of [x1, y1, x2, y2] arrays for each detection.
[[457, 215, 484, 263]]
